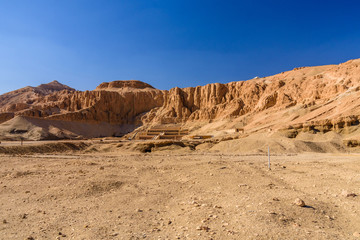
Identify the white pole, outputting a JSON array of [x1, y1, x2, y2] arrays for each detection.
[[268, 145, 271, 170]]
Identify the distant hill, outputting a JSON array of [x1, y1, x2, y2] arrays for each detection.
[[0, 80, 75, 113]]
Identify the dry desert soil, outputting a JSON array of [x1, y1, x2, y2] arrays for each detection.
[[0, 142, 360, 240]]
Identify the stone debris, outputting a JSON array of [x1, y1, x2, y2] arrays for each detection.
[[196, 226, 210, 231], [294, 198, 305, 207], [341, 190, 357, 197]]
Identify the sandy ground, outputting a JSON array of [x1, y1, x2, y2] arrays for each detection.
[[0, 150, 359, 240], [0, 140, 110, 147]]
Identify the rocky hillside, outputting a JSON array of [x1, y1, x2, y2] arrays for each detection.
[[0, 80, 163, 125], [1, 59, 360, 139], [0, 80, 75, 113], [145, 59, 360, 135]]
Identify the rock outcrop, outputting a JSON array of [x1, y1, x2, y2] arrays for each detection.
[[0, 80, 75, 114], [1, 80, 164, 126], [96, 80, 155, 91], [1, 59, 360, 139], [142, 59, 360, 134]]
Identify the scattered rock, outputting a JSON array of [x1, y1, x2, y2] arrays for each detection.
[[273, 197, 280, 201], [152, 227, 161, 232], [99, 166, 104, 170], [196, 226, 210, 231], [294, 198, 305, 207], [26, 237, 35, 240], [341, 190, 357, 197], [353, 232, 360, 238], [2, 219, 7, 224], [136, 209, 143, 212]]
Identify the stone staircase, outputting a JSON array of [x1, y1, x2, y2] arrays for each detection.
[[136, 126, 189, 140]]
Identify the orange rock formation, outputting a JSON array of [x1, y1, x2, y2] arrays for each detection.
[[1, 59, 360, 139]]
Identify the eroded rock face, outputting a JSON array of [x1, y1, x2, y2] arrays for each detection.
[[0, 81, 75, 113], [96, 80, 155, 90], [142, 59, 360, 131], [142, 81, 265, 124], [45, 89, 164, 125], [1, 58, 360, 139], [0, 80, 164, 127], [8, 87, 164, 126]]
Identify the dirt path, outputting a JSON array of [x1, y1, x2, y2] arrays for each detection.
[[0, 152, 359, 239]]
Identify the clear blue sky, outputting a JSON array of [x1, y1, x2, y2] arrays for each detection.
[[0, 0, 360, 94]]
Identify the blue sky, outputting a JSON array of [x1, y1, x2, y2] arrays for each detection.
[[0, 0, 360, 94]]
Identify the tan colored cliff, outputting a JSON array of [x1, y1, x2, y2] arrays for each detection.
[[0, 80, 164, 125], [1, 59, 360, 139], [141, 59, 360, 133]]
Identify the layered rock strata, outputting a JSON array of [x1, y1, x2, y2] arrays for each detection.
[[1, 59, 360, 139]]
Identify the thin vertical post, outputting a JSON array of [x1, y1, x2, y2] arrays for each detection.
[[268, 145, 271, 170]]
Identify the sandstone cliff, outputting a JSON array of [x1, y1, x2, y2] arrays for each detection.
[[0, 80, 163, 125], [141, 59, 360, 134], [1, 59, 360, 140]]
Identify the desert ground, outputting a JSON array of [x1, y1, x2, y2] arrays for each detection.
[[0, 141, 359, 240]]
